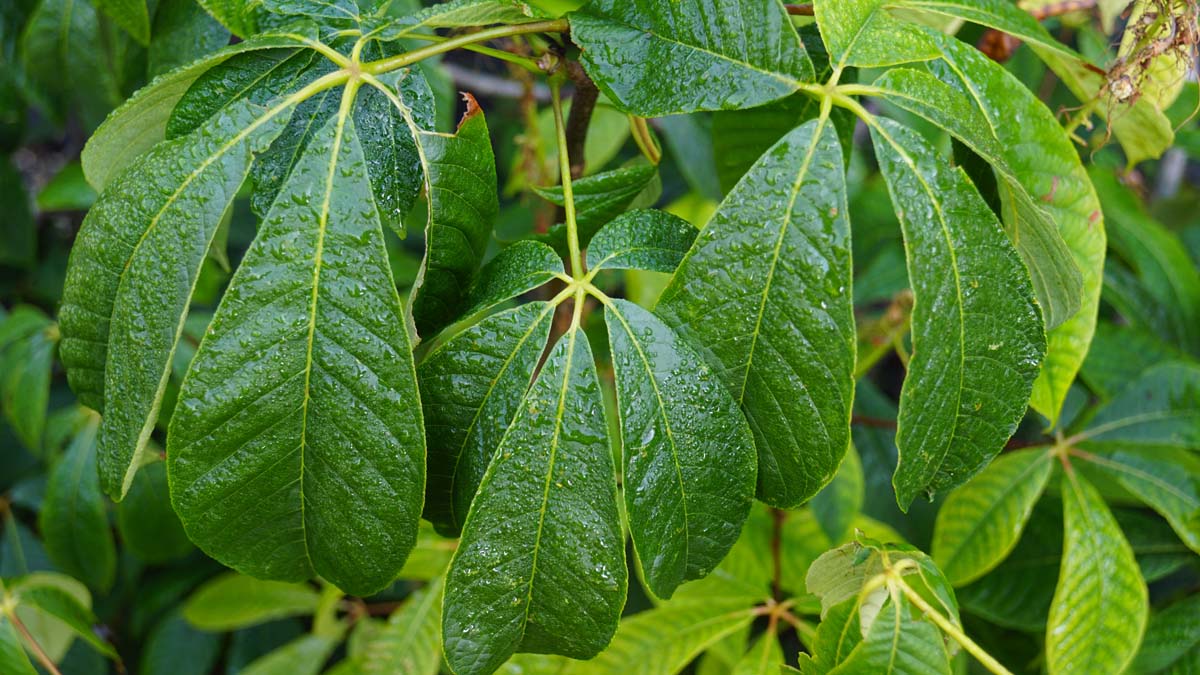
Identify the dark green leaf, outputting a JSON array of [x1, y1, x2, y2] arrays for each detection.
[[931, 448, 1053, 586], [116, 459, 194, 564], [443, 327, 625, 675], [1131, 594, 1200, 674], [462, 242, 562, 317], [148, 0, 230, 77], [36, 162, 97, 212], [240, 635, 336, 675], [39, 413, 116, 592], [183, 573, 321, 631], [813, 0, 939, 69], [0, 159, 35, 267], [605, 298, 756, 599], [141, 610, 222, 675], [827, 595, 950, 675], [419, 302, 554, 536], [197, 0, 268, 36], [587, 210, 696, 274], [1080, 321, 1189, 399], [867, 67, 1083, 330], [168, 99, 425, 595], [1114, 507, 1195, 583], [0, 306, 55, 450], [869, 116, 1044, 509], [570, 0, 814, 116], [926, 32, 1104, 428], [1079, 362, 1200, 450], [534, 164, 658, 252], [409, 96, 500, 338], [658, 117, 855, 508], [798, 596, 860, 674], [93, 0, 149, 44], [262, 0, 359, 21], [1046, 472, 1147, 675], [367, 0, 548, 38]]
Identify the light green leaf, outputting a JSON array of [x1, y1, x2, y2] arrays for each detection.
[[867, 67, 1083, 330], [733, 633, 783, 675], [81, 30, 316, 191], [869, 116, 1045, 509], [605, 298, 756, 599], [931, 448, 1053, 586], [535, 164, 658, 251], [183, 573, 321, 631], [39, 413, 116, 592], [569, 0, 813, 116], [0, 306, 56, 451], [168, 98, 426, 596], [658, 117, 855, 508], [6, 573, 90, 662], [1074, 446, 1200, 554], [1046, 472, 1148, 675], [409, 96, 500, 338], [587, 210, 696, 274], [397, 521, 457, 581], [11, 583, 117, 659], [463, 242, 562, 317], [925, 33, 1105, 428], [241, 635, 336, 675], [357, 577, 443, 675], [1131, 594, 1200, 674], [94, 0, 149, 44], [116, 459, 194, 564], [813, 0, 939, 69], [1078, 362, 1200, 449], [798, 596, 861, 674], [828, 595, 950, 675], [419, 302, 554, 536], [76, 98, 294, 500], [443, 327, 625, 675], [571, 600, 758, 675], [0, 613, 36, 675], [810, 445, 864, 544]]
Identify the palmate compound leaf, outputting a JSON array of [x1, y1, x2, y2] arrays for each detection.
[[866, 67, 1083, 331], [167, 86, 425, 596], [443, 326, 626, 675], [813, 0, 940, 70], [568, 0, 815, 117], [406, 94, 500, 339], [931, 447, 1053, 586], [825, 594, 951, 675], [657, 116, 856, 508], [604, 298, 756, 599], [418, 302, 555, 537], [922, 33, 1104, 428], [1046, 471, 1148, 675], [868, 117, 1045, 510], [59, 98, 296, 499]]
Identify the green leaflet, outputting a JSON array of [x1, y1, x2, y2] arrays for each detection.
[[141, 610, 222, 675], [443, 327, 626, 675], [827, 596, 950, 675], [0, 613, 36, 675], [183, 574, 320, 631], [1074, 446, 1200, 554], [409, 96, 500, 338], [569, 0, 814, 117], [587, 210, 696, 274], [810, 445, 864, 543], [356, 576, 443, 675], [148, 0, 231, 77], [0, 306, 56, 450], [62, 99, 294, 500], [167, 98, 426, 596], [867, 67, 1083, 330], [116, 459, 194, 564], [263, 0, 362, 22], [369, 0, 548, 37], [1093, 168, 1200, 355], [81, 30, 317, 191], [1116, 508, 1195, 584], [732, 633, 783, 675], [93, 0, 150, 44], [535, 164, 658, 252], [604, 298, 756, 599], [10, 584, 118, 659], [805, 542, 958, 623], [869, 116, 1045, 509], [1078, 362, 1200, 449], [241, 635, 337, 675], [926, 34, 1104, 428], [39, 413, 116, 592], [931, 448, 1053, 586], [1080, 321, 1189, 399], [1131, 594, 1200, 673], [197, 0, 267, 36], [463, 242, 563, 317], [419, 302, 554, 536], [658, 117, 855, 508], [813, 0, 939, 70], [797, 596, 861, 674], [1046, 472, 1147, 675]]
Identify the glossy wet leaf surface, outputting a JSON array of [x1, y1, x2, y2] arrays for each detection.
[[587, 210, 696, 274]]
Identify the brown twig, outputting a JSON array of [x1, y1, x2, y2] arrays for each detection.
[[785, 3, 815, 15], [563, 60, 598, 179]]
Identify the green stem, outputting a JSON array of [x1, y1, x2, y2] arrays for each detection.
[[550, 78, 585, 279], [361, 19, 569, 76], [894, 579, 1013, 675]]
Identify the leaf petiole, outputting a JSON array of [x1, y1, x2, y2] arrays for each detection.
[[549, 77, 585, 279]]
